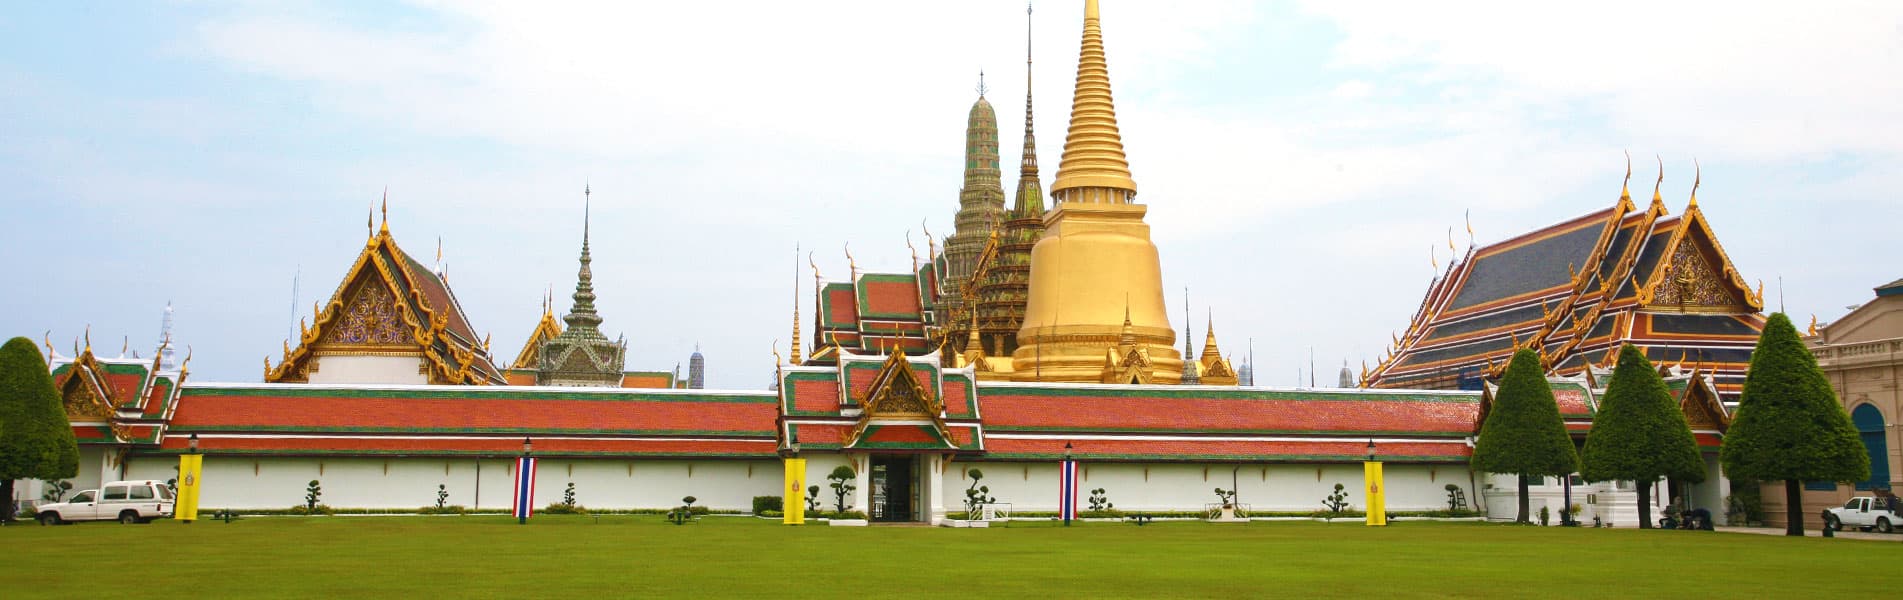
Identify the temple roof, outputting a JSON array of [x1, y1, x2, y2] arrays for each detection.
[[1369, 170, 1763, 398], [163, 382, 777, 457], [267, 214, 504, 385]]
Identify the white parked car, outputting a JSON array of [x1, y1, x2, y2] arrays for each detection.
[[1824, 496, 1899, 533], [36, 480, 176, 525]]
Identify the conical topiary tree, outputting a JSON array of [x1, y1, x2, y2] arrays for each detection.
[[0, 337, 80, 521], [1721, 313, 1867, 536], [1581, 344, 1705, 528], [1472, 349, 1579, 523]]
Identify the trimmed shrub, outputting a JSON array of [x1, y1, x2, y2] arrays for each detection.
[[1581, 344, 1705, 529], [1471, 349, 1578, 523], [1722, 313, 1868, 536], [752, 495, 783, 515], [0, 337, 80, 521]]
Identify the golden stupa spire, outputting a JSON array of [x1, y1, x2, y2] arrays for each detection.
[[1051, 0, 1136, 202], [1200, 310, 1221, 361]]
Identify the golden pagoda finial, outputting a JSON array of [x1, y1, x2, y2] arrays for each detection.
[[1808, 314, 1819, 337], [1464, 209, 1475, 248], [1689, 157, 1701, 209], [380, 187, 390, 234], [792, 243, 804, 365], [905, 231, 918, 269], [1621, 150, 1632, 202], [1051, 0, 1136, 202], [83, 325, 91, 354], [1650, 155, 1665, 212], [807, 251, 821, 286], [843, 243, 857, 279], [921, 220, 937, 263]]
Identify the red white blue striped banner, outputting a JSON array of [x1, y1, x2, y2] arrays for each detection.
[[512, 456, 538, 520], [1059, 459, 1078, 522]]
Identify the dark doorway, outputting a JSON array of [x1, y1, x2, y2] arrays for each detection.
[[870, 455, 916, 522]]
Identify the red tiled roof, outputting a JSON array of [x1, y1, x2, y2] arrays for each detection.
[[162, 435, 772, 457], [984, 437, 1469, 462], [790, 378, 840, 414], [171, 386, 777, 438], [861, 280, 922, 317], [980, 389, 1480, 436], [942, 378, 972, 417]]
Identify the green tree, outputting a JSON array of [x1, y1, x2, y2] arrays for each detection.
[[1471, 349, 1578, 523], [0, 337, 80, 522], [1580, 344, 1705, 528], [1720, 313, 1867, 536], [826, 465, 856, 513]]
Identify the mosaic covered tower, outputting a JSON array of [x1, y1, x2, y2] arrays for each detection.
[[939, 79, 1007, 334], [975, 4, 1048, 359], [537, 187, 628, 387], [1013, 0, 1181, 383]]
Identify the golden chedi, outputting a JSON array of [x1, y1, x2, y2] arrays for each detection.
[[1012, 0, 1182, 383]]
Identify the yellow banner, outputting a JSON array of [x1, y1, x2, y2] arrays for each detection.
[[783, 458, 806, 525], [176, 454, 203, 522], [1364, 461, 1386, 527]]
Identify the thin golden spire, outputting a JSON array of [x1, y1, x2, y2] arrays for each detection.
[[1650, 155, 1665, 212], [1621, 150, 1632, 201], [380, 187, 390, 234], [791, 243, 803, 365], [1051, 0, 1136, 202], [1689, 158, 1701, 209]]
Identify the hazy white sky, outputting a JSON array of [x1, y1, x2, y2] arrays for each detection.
[[3, 1, 1900, 388]]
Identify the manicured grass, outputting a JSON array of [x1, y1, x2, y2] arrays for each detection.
[[4, 516, 1896, 598]]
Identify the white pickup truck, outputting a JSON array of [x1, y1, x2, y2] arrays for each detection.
[[1823, 496, 1898, 533], [35, 480, 176, 525]]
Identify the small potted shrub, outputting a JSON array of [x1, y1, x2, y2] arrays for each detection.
[[1321, 483, 1349, 521], [953, 469, 995, 528]]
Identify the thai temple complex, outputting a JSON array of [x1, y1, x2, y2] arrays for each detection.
[[34, 1, 1783, 524]]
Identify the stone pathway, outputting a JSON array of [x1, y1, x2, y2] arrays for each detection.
[[1715, 526, 1903, 541]]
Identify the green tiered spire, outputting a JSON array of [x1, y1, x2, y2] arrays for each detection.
[[976, 2, 1047, 358], [538, 185, 627, 387]]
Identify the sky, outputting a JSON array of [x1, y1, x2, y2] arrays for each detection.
[[2, 1, 1900, 390]]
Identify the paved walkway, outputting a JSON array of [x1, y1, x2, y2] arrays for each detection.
[[1716, 526, 1903, 541]]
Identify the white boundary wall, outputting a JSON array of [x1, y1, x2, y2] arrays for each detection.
[[21, 454, 1490, 516], [942, 462, 1477, 514]]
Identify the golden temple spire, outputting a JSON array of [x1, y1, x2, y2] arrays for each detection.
[[1200, 310, 1222, 361], [1051, 0, 1136, 202], [380, 187, 390, 234], [1689, 158, 1701, 209], [1621, 150, 1632, 202], [1650, 155, 1666, 213]]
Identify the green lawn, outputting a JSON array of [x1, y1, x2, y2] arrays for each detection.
[[4, 516, 1896, 598]]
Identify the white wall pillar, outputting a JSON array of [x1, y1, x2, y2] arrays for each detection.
[[924, 454, 945, 524], [849, 453, 869, 514]]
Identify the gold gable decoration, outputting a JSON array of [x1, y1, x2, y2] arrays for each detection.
[[265, 216, 497, 385], [57, 349, 133, 441], [844, 351, 954, 449], [324, 279, 409, 346], [1638, 208, 1759, 313]]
